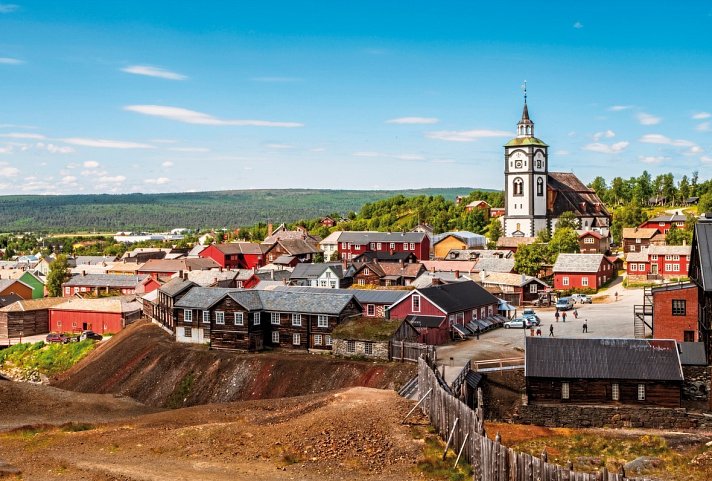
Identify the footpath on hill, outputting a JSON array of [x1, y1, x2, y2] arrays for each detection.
[[52, 320, 416, 408]]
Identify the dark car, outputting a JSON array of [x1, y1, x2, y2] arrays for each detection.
[[46, 332, 70, 344], [79, 330, 103, 341]]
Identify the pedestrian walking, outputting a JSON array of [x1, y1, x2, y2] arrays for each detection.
[[573, 309, 578, 319], [615, 292, 618, 301], [536, 327, 542, 336], [549, 324, 554, 337], [562, 311, 567, 322], [555, 311, 560, 322], [583, 320, 588, 333], [475, 326, 480, 340]]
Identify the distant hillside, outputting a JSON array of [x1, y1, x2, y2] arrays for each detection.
[[0, 188, 483, 232]]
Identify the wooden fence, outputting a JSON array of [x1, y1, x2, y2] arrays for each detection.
[[416, 357, 653, 481], [390, 341, 435, 362]]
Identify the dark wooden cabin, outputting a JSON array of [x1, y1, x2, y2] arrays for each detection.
[[689, 218, 712, 366], [525, 337, 684, 408]]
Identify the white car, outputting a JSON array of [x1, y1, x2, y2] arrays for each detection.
[[503, 317, 534, 329]]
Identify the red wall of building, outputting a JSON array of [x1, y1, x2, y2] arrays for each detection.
[[639, 220, 685, 233], [49, 310, 124, 334], [627, 255, 689, 278], [199, 245, 228, 268], [388, 293, 444, 320], [338, 237, 430, 261], [653, 287, 698, 342]]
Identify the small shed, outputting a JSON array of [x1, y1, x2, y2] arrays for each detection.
[[0, 298, 66, 338], [332, 317, 418, 360]]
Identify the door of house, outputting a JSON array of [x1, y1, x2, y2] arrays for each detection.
[[82, 322, 88, 330], [651, 264, 658, 275]]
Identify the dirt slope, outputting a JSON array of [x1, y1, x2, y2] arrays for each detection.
[[0, 387, 429, 481], [52, 321, 415, 408]]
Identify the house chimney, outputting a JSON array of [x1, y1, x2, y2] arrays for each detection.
[[454, 270, 460, 279], [480, 270, 486, 283], [267, 223, 273, 237], [399, 259, 404, 268], [81, 270, 85, 276], [270, 270, 274, 280], [521, 274, 526, 285]]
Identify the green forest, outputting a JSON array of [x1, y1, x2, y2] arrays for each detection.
[[0, 188, 479, 233]]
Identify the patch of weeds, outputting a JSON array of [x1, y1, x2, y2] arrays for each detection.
[[412, 425, 473, 481], [61, 422, 95, 432], [164, 372, 195, 409]]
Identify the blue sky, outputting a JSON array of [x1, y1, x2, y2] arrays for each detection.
[[0, 1, 711, 194]]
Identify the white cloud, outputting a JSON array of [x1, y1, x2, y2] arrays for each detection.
[[637, 112, 662, 125], [83, 161, 100, 168], [573, 21, 583, 29], [144, 177, 170, 185], [36, 143, 74, 154], [386, 117, 440, 125], [61, 175, 77, 183], [607, 105, 632, 112], [121, 65, 187, 80], [638, 155, 667, 164], [692, 112, 711, 120], [124, 105, 304, 127], [0, 57, 23, 65], [426, 129, 511, 142], [0, 132, 45, 139], [701, 155, 712, 163], [695, 122, 710, 132], [582, 141, 630, 154], [63, 137, 154, 149], [98, 175, 126, 184], [161, 161, 174, 167], [0, 4, 19, 13], [592, 130, 615, 141], [0, 165, 19, 177], [639, 134, 695, 147]]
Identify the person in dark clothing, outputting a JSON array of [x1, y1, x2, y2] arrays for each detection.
[[562, 311, 566, 322], [583, 320, 588, 333], [549, 324, 554, 337], [476, 326, 480, 340], [555, 311, 560, 322]]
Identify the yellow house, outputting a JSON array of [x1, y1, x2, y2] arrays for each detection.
[[432, 231, 486, 259]]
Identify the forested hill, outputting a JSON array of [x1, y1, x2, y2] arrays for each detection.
[[0, 188, 484, 232]]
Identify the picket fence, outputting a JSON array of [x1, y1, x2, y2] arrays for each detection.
[[416, 357, 654, 481], [390, 340, 435, 362]]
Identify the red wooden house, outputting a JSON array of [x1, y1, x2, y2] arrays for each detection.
[[49, 297, 142, 334], [326, 231, 430, 261], [651, 282, 698, 342], [199, 243, 267, 270], [639, 213, 687, 234], [137, 258, 221, 280], [552, 253, 615, 290], [577, 230, 609, 254], [387, 281, 500, 345], [626, 245, 691, 281]]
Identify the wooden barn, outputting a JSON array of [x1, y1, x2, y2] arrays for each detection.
[[0, 298, 66, 338], [332, 317, 419, 360], [525, 337, 684, 408], [49, 297, 143, 335]]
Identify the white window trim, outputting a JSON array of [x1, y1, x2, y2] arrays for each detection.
[[234, 312, 244, 326], [254, 312, 261, 325], [292, 313, 302, 326], [581, 277, 589, 287], [637, 384, 646, 401], [314, 334, 322, 346], [215, 311, 225, 325], [561, 382, 570, 400], [631, 263, 637, 271], [412, 294, 421, 313], [202, 310, 210, 324], [612, 383, 620, 401], [272, 331, 279, 344], [317, 315, 328, 328], [292, 333, 301, 346], [271, 312, 280, 325], [325, 335, 332, 346], [366, 304, 376, 316], [184, 309, 192, 322], [562, 277, 569, 286]]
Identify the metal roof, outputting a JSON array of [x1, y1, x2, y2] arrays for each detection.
[[335, 231, 426, 244], [415, 280, 500, 313], [552, 253, 605, 273], [405, 314, 446, 328], [289, 263, 344, 280], [269, 285, 405, 304], [525, 337, 683, 381], [692, 220, 712, 291], [678, 342, 707, 366], [64, 273, 148, 288]]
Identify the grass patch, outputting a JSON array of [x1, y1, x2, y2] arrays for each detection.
[[60, 422, 95, 432], [0, 339, 97, 380], [411, 425, 473, 481], [164, 372, 195, 409]]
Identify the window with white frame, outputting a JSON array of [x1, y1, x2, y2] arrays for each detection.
[[629, 245, 635, 252], [366, 304, 375, 316], [472, 309, 478, 320], [409, 243, 415, 250], [672, 255, 680, 261], [292, 313, 301, 326], [184, 309, 192, 322], [561, 382, 570, 400], [637, 384, 645, 400], [65, 286, 70, 295], [202, 311, 210, 323], [317, 315, 328, 327], [611, 383, 620, 401], [319, 280, 327, 287], [271, 313, 280, 324], [665, 264, 673, 272], [314, 334, 322, 346], [581, 277, 589, 287], [651, 255, 658, 260], [636, 238, 641, 244], [184, 326, 192, 338], [215, 311, 225, 325], [363, 268, 370, 276], [376, 242, 382, 250], [673, 264, 680, 272], [325, 335, 332, 346], [364, 342, 373, 355], [412, 294, 421, 312], [488, 306, 493, 316], [584, 237, 594, 244], [631, 263, 637, 271], [370, 242, 375, 249], [254, 312, 260, 325], [389, 242, 395, 250], [358, 279, 366, 286], [638, 263, 645, 271], [234, 312, 244, 326], [292, 333, 300, 346], [665, 254, 672, 260], [272, 331, 280, 344], [529, 283, 538, 293], [562, 277, 569, 286], [347, 340, 355, 352]]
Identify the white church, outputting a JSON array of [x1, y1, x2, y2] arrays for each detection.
[[501, 98, 611, 238]]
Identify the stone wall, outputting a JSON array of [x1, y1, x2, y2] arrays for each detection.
[[683, 365, 711, 402], [514, 403, 712, 429], [332, 339, 389, 360]]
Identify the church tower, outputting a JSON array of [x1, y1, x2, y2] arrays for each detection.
[[502, 88, 550, 237]]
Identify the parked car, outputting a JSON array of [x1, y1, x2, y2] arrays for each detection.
[[78, 330, 103, 341], [521, 308, 541, 325], [555, 297, 575, 311], [570, 294, 592, 304], [46, 332, 70, 344], [503, 317, 534, 329]]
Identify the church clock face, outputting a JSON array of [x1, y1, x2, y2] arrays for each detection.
[[515, 160, 522, 169]]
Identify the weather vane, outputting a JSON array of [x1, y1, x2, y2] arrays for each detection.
[[522, 80, 527, 103]]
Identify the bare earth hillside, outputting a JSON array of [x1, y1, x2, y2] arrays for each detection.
[[52, 321, 416, 408]]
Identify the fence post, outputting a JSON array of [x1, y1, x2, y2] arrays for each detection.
[[401, 340, 404, 362], [453, 433, 469, 469], [442, 417, 459, 460]]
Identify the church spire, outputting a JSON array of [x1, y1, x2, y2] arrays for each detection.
[[517, 81, 534, 138]]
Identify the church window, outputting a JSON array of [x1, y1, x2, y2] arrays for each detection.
[[536, 177, 544, 196], [513, 177, 524, 196], [536, 159, 542, 169]]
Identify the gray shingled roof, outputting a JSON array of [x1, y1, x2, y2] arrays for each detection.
[[159, 278, 196, 297], [526, 337, 683, 381], [552, 253, 605, 273], [336, 231, 426, 244], [175, 287, 240, 309], [474, 257, 515, 273], [290, 263, 344, 280], [272, 285, 404, 304], [63, 274, 148, 288]]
